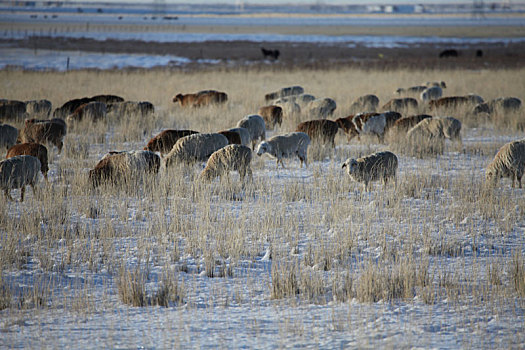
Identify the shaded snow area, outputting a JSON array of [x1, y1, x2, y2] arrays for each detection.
[[1, 127, 524, 348]]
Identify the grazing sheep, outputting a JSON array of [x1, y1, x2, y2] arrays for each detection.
[[19, 118, 66, 153], [66, 101, 107, 123], [256, 132, 310, 168], [90, 94, 125, 104], [236, 114, 266, 150], [89, 150, 160, 187], [218, 130, 242, 145], [0, 155, 41, 201], [351, 112, 401, 143], [272, 99, 301, 123], [296, 119, 338, 148], [173, 90, 228, 107], [420, 86, 443, 102], [406, 118, 447, 156], [25, 99, 52, 118], [6, 143, 48, 179], [264, 86, 304, 102], [144, 129, 199, 156], [107, 101, 154, 119], [226, 127, 251, 147], [53, 97, 93, 118], [342, 151, 398, 191], [395, 86, 427, 97], [294, 94, 316, 107], [489, 97, 522, 113], [0, 123, 18, 151], [425, 81, 447, 89], [349, 94, 380, 113], [437, 116, 462, 144], [258, 105, 283, 129], [486, 140, 525, 188], [391, 114, 432, 134], [0, 100, 27, 122], [304, 98, 337, 119], [335, 117, 360, 142], [199, 144, 253, 182], [428, 95, 483, 112], [381, 98, 418, 113], [165, 133, 229, 167]]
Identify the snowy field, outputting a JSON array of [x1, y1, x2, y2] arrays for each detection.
[[0, 67, 524, 348]]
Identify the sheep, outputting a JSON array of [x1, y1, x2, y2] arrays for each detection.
[[486, 140, 525, 188], [489, 97, 522, 113], [296, 119, 338, 148], [304, 98, 337, 119], [428, 95, 483, 112], [226, 127, 251, 147], [381, 98, 418, 114], [236, 114, 266, 150], [351, 111, 401, 143], [395, 85, 427, 97], [272, 99, 301, 124], [25, 99, 52, 118], [173, 90, 228, 107], [0, 100, 27, 122], [19, 118, 66, 153], [107, 101, 154, 119], [335, 117, 360, 142], [53, 97, 93, 118], [0, 123, 18, 151], [199, 144, 253, 182], [144, 129, 199, 156], [90, 94, 125, 104], [391, 114, 432, 134], [420, 86, 443, 102], [6, 143, 49, 179], [256, 132, 310, 168], [165, 133, 229, 167], [342, 151, 398, 191], [406, 118, 447, 156], [258, 105, 283, 129], [264, 86, 304, 102], [425, 81, 447, 89], [348, 94, 380, 114], [89, 150, 160, 187], [218, 130, 242, 145], [66, 101, 107, 123], [25, 118, 67, 135], [437, 116, 462, 144], [294, 94, 316, 107], [0, 155, 41, 201]]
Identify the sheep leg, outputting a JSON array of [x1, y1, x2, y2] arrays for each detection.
[[57, 141, 64, 154], [20, 186, 25, 202]]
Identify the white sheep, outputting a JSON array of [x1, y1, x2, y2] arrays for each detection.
[[406, 118, 446, 155], [165, 133, 229, 167], [0, 155, 41, 201], [256, 132, 310, 168], [437, 116, 462, 144], [486, 139, 525, 188], [226, 127, 251, 147], [236, 114, 266, 150], [342, 151, 398, 191], [304, 98, 337, 119], [349, 94, 380, 113], [199, 144, 253, 182], [272, 99, 301, 123], [0, 123, 18, 151], [420, 86, 443, 102]]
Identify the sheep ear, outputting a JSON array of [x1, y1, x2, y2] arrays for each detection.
[[342, 162, 347, 169]]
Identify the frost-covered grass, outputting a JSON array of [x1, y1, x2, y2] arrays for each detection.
[[0, 67, 524, 348]]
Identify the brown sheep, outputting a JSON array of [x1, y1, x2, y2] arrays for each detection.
[[296, 119, 339, 148], [428, 95, 483, 112], [90, 94, 125, 104], [19, 119, 66, 153], [144, 129, 199, 156], [53, 97, 92, 118], [173, 90, 228, 107], [66, 101, 107, 123], [392, 114, 432, 134], [258, 105, 283, 129], [6, 143, 49, 179], [381, 98, 418, 114], [335, 116, 360, 142], [218, 130, 243, 145]]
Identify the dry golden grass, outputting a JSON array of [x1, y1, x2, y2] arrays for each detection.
[[0, 66, 524, 347]]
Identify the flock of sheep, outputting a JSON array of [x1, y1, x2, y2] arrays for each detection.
[[0, 82, 524, 201]]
